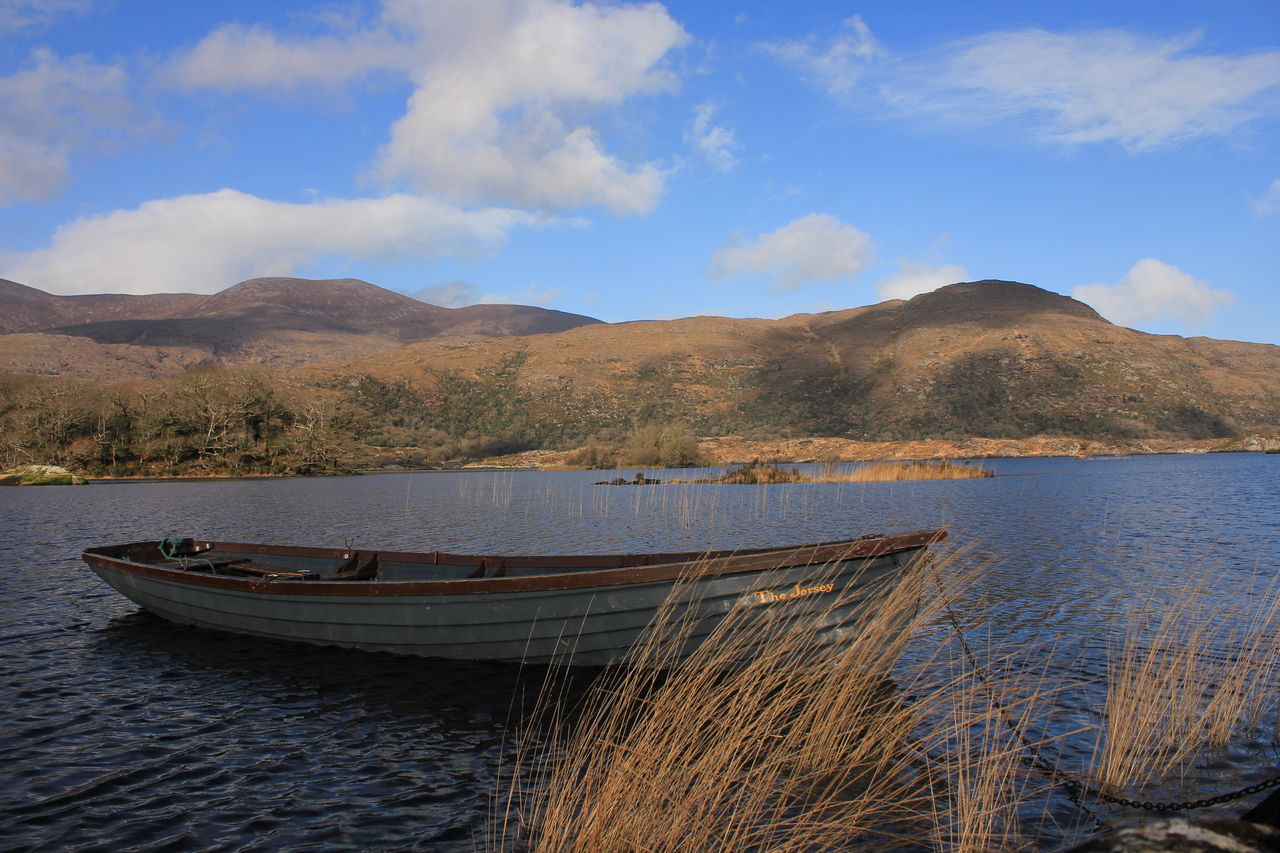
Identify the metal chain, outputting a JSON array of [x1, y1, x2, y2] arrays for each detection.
[[941, 602, 1280, 814], [1081, 774, 1280, 813]]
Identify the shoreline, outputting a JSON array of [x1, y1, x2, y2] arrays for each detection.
[[33, 432, 1280, 482], [475, 432, 1280, 470]]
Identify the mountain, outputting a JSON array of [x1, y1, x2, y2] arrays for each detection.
[[0, 278, 203, 333], [0, 277, 602, 372], [4, 277, 1278, 442], [316, 280, 1280, 441]]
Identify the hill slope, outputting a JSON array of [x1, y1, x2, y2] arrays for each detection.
[[315, 280, 1280, 442], [0, 277, 602, 371]]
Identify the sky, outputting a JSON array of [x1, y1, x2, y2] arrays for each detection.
[[1, 0, 1277, 344]]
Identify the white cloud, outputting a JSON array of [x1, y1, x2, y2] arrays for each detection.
[[892, 29, 1280, 151], [0, 0, 95, 35], [1072, 258, 1234, 329], [686, 102, 739, 173], [769, 19, 1280, 151], [876, 262, 968, 301], [1253, 178, 1280, 216], [479, 283, 565, 307], [413, 279, 564, 308], [414, 280, 484, 308], [709, 213, 874, 291], [166, 22, 400, 91], [762, 14, 883, 97], [1, 189, 536, 295], [166, 0, 688, 214], [0, 48, 142, 204], [376, 0, 685, 214]]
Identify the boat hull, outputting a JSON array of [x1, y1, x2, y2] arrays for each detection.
[[83, 533, 943, 665]]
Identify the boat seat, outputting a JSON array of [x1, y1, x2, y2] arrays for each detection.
[[160, 557, 251, 572], [231, 564, 309, 579]]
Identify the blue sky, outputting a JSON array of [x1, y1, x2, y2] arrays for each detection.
[[1, 0, 1277, 344]]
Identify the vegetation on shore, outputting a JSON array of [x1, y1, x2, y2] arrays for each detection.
[[499, 553, 1280, 851], [2, 365, 1276, 479]]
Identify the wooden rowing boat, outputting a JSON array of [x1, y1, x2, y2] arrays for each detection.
[[82, 530, 946, 665]]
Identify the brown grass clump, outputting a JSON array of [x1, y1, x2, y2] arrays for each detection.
[[677, 458, 995, 485], [830, 460, 995, 483]]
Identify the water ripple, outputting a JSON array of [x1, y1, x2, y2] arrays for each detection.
[[2, 453, 1277, 849]]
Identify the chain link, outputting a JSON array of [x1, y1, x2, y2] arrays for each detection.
[[941, 603, 1280, 815]]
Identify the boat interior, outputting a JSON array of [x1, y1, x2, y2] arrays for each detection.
[[90, 536, 897, 583]]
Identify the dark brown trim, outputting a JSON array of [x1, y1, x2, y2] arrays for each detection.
[[83, 530, 946, 597]]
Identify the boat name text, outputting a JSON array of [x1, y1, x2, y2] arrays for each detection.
[[753, 583, 834, 605]]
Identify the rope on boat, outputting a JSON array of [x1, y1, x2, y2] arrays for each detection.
[[940, 602, 1280, 815], [159, 536, 216, 572], [159, 537, 185, 561]]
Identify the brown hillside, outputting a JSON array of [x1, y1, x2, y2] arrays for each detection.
[[311, 280, 1280, 441], [0, 276, 602, 374], [0, 279, 202, 333]]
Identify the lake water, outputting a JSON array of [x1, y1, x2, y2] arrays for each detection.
[[2, 454, 1278, 850]]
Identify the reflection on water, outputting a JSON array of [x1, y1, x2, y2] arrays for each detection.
[[1, 453, 1277, 849]]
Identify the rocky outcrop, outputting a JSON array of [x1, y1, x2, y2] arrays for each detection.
[[0, 464, 88, 485]]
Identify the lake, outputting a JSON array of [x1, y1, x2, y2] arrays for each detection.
[[2, 453, 1278, 850]]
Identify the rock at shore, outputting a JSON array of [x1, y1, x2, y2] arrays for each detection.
[[0, 464, 88, 486]]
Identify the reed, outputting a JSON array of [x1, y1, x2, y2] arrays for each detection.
[[488, 466, 1279, 851], [677, 459, 994, 485], [1089, 562, 1280, 793], [831, 460, 994, 483], [496, 550, 1075, 851]]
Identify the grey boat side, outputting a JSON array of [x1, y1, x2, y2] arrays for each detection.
[[82, 531, 946, 665]]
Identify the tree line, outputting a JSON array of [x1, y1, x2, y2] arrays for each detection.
[[0, 369, 355, 477]]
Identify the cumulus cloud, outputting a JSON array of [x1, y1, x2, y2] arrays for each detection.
[[1, 189, 536, 295], [1072, 258, 1234, 329], [165, 0, 688, 214], [375, 0, 684, 213], [762, 14, 883, 97], [0, 48, 142, 204], [709, 213, 874, 291], [1253, 179, 1280, 216], [686, 102, 739, 173], [876, 262, 968, 301]]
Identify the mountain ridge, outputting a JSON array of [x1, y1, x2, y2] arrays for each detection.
[[0, 276, 602, 368], [2, 277, 1277, 445]]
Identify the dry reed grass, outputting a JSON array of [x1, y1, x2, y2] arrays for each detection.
[[675, 459, 994, 485], [496, 550, 1078, 852], [492, 540, 1280, 852], [830, 461, 994, 483], [1090, 563, 1280, 794]]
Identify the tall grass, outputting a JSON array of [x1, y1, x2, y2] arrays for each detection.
[[1090, 564, 1280, 793], [494, 548, 1280, 851], [497, 550, 1062, 851]]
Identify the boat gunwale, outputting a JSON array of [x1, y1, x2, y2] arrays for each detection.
[[82, 530, 946, 597]]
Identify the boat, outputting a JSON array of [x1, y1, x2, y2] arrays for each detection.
[[82, 530, 947, 665]]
